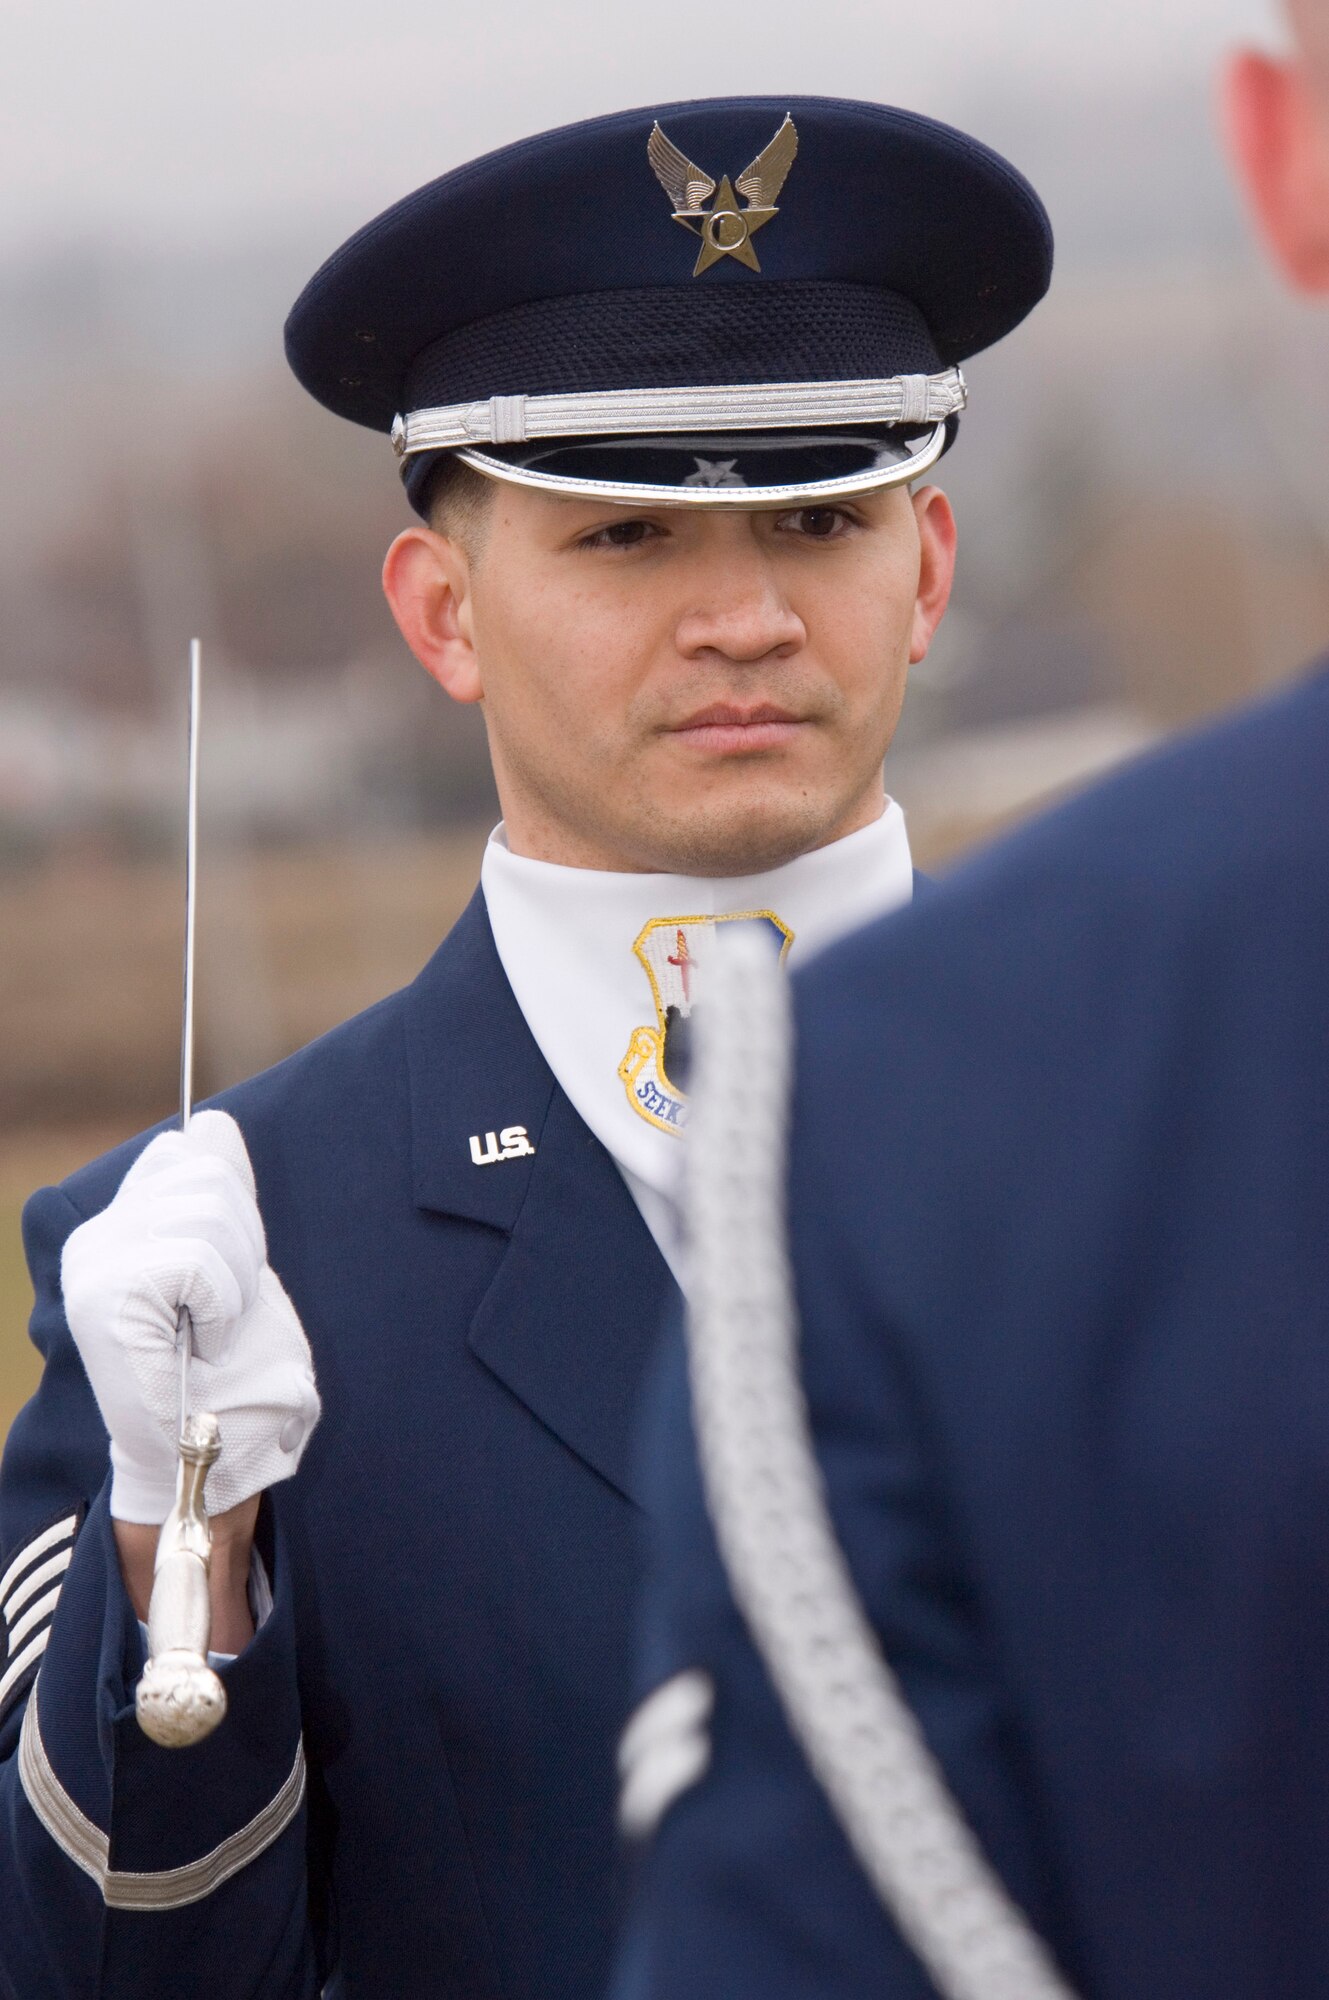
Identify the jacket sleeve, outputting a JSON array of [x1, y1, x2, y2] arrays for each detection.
[[0, 1181, 321, 2000]]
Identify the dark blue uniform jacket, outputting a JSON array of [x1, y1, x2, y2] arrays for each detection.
[[0, 892, 679, 1999], [619, 662, 1329, 2000]]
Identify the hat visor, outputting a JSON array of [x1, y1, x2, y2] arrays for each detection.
[[452, 420, 949, 509]]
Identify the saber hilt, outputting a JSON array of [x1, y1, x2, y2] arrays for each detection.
[[135, 1411, 227, 1746]]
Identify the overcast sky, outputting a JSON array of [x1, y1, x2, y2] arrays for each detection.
[[0, 0, 1280, 257]]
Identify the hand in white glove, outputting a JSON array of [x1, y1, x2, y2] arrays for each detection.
[[61, 1109, 321, 1524]]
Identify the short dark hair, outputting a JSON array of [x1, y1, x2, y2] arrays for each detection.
[[427, 455, 496, 558]]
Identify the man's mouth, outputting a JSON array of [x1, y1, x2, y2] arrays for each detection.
[[668, 702, 807, 754]]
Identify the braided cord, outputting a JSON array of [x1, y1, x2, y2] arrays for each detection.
[[393, 369, 967, 455], [684, 931, 1078, 2000]]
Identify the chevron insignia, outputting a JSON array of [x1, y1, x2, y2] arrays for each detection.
[[0, 1512, 81, 1725]]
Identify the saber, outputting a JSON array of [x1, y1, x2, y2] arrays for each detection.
[[135, 638, 228, 1749], [684, 932, 1077, 2000]]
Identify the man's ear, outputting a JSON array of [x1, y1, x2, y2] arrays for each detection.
[[1222, 50, 1329, 293], [908, 485, 958, 665], [381, 527, 484, 703]]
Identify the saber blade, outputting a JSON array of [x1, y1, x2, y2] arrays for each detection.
[[178, 636, 201, 1433], [136, 637, 228, 1749]]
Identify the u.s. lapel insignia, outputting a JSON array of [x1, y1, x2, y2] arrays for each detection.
[[618, 912, 793, 1136], [469, 1125, 536, 1167], [647, 115, 798, 275]]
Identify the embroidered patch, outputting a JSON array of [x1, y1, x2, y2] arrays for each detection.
[[618, 911, 792, 1136]]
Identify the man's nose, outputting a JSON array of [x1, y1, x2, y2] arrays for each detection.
[[673, 545, 806, 662]]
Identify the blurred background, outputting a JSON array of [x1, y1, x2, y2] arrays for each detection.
[[3, 0, 1325, 1442]]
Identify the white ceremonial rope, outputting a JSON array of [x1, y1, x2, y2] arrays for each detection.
[[684, 929, 1080, 2000]]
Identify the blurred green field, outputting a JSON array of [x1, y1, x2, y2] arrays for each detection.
[[1, 1193, 39, 1446], [0, 1129, 134, 1451]]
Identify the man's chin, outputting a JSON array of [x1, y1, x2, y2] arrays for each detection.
[[627, 793, 858, 878]]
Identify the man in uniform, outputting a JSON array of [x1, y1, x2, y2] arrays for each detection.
[[617, 16, 1329, 2000], [0, 98, 1052, 1998]]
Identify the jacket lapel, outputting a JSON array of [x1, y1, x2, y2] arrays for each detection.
[[405, 889, 555, 1232], [405, 890, 678, 1508]]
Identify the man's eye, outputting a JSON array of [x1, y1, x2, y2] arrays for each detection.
[[780, 507, 852, 539], [580, 519, 661, 550]]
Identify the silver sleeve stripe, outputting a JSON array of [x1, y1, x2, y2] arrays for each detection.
[[5, 1583, 62, 1656], [0, 1627, 51, 1713], [618, 1670, 716, 1842], [19, 1683, 307, 1911], [619, 1727, 711, 1843], [0, 1514, 78, 1612], [1, 1521, 79, 1721], [2, 1545, 74, 1632], [618, 1669, 714, 1776], [392, 370, 968, 457]]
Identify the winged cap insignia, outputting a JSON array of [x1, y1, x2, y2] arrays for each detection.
[[647, 114, 798, 275]]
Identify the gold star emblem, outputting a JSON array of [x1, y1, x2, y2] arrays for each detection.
[[647, 115, 798, 277]]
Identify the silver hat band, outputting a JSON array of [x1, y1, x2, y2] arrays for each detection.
[[453, 418, 950, 510], [391, 368, 967, 458]]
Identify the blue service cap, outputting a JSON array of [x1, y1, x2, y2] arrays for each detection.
[[285, 95, 1053, 515]]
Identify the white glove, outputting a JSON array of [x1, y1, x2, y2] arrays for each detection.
[[61, 1109, 321, 1523]]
